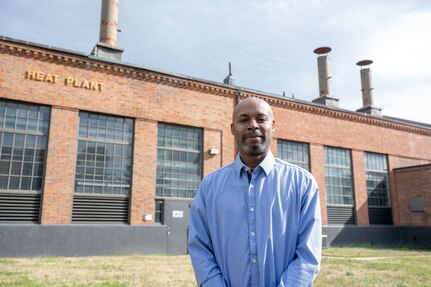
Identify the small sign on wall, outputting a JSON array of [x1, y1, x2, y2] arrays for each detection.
[[172, 210, 184, 218]]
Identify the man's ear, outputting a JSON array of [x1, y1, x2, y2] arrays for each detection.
[[231, 123, 235, 135], [272, 119, 276, 132]]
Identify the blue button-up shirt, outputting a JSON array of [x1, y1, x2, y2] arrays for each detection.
[[188, 151, 321, 287]]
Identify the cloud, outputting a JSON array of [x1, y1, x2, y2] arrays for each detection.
[[372, 10, 431, 79], [1, 0, 430, 123]]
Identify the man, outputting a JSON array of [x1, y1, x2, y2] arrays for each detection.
[[188, 97, 321, 287]]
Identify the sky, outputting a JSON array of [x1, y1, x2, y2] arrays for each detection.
[[1, 0, 430, 124]]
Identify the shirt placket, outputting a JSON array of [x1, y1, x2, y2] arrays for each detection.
[[248, 169, 259, 287]]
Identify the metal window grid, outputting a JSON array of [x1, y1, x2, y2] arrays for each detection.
[[0, 101, 49, 192], [364, 152, 390, 207], [156, 123, 202, 198], [324, 146, 354, 205], [277, 140, 310, 171], [74, 112, 133, 196]]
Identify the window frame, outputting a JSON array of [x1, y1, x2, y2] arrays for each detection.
[[324, 146, 355, 206], [155, 123, 203, 198], [364, 152, 391, 207], [0, 100, 50, 194], [74, 112, 134, 197]]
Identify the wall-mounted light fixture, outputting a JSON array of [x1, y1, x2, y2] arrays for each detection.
[[209, 148, 220, 155], [144, 213, 153, 221]]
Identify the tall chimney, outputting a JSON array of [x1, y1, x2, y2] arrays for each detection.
[[99, 0, 119, 46], [312, 47, 339, 108], [356, 60, 382, 116], [91, 0, 124, 61], [223, 62, 235, 85]]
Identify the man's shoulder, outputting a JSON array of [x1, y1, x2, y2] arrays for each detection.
[[202, 162, 236, 182], [197, 163, 236, 197]]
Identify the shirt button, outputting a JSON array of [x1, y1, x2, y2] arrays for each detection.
[[251, 258, 257, 263], [250, 207, 255, 212], [250, 232, 255, 237]]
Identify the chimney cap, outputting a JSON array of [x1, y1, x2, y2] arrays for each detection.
[[313, 47, 332, 54], [356, 60, 373, 66]]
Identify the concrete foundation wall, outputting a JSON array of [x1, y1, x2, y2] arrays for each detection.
[[1, 225, 430, 257], [0, 224, 167, 257], [399, 226, 431, 247], [324, 226, 431, 248]]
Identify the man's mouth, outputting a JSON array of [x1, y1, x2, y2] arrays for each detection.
[[244, 132, 263, 139], [244, 134, 263, 142]]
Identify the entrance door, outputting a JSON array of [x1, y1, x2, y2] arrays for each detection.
[[163, 199, 192, 254]]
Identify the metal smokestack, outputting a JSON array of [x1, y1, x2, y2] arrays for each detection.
[[312, 47, 339, 108], [356, 60, 382, 116], [99, 0, 119, 47], [91, 0, 124, 61], [357, 60, 374, 106], [315, 47, 332, 98]]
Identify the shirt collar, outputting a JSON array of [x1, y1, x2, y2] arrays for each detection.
[[234, 150, 276, 178]]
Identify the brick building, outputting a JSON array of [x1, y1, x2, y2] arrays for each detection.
[[1, 1, 430, 257]]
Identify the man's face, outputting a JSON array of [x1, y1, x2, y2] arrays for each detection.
[[231, 98, 275, 156]]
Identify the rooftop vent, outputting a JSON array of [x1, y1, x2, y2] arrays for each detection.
[[356, 60, 382, 116], [312, 47, 339, 108], [223, 62, 235, 85]]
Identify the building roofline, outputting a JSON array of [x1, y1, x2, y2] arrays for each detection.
[[1, 35, 430, 133], [382, 115, 431, 130], [0, 35, 88, 57], [393, 163, 431, 172]]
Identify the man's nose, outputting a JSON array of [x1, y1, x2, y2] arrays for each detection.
[[247, 119, 259, 129]]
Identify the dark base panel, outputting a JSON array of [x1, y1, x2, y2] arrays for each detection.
[[1, 224, 430, 258], [400, 227, 431, 248], [0, 224, 168, 257], [324, 226, 431, 249]]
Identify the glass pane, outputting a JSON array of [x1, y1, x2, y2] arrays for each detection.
[[0, 160, 10, 174], [9, 176, 20, 189], [0, 175, 8, 188], [20, 177, 31, 190]]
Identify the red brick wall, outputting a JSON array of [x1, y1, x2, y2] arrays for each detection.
[[394, 165, 431, 226], [388, 156, 431, 225], [1, 40, 431, 226], [203, 129, 223, 176]]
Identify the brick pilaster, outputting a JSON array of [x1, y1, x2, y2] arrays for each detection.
[[40, 107, 78, 224], [352, 150, 369, 225], [129, 119, 157, 224], [310, 144, 327, 225]]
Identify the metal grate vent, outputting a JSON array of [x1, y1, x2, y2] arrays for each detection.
[[368, 207, 393, 225], [0, 193, 40, 222], [72, 195, 129, 223], [327, 205, 356, 225]]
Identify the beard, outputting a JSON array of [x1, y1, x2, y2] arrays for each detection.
[[236, 131, 272, 155]]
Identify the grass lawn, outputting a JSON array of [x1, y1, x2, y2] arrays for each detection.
[[316, 246, 431, 287], [1, 246, 430, 286]]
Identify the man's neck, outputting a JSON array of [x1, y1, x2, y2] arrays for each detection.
[[239, 151, 268, 170]]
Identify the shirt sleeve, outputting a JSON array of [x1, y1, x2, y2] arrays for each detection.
[[277, 175, 322, 287], [188, 181, 227, 287]]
